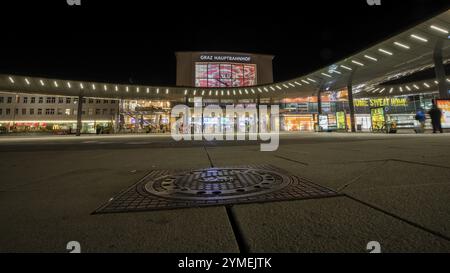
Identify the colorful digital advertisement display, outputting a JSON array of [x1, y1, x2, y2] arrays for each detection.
[[436, 99, 450, 129], [195, 62, 257, 87], [318, 115, 328, 131], [336, 111, 346, 130], [371, 107, 386, 131]]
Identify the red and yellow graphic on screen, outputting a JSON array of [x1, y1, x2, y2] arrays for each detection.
[[195, 62, 257, 87]]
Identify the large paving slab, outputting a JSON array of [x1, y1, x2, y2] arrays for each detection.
[[232, 197, 450, 253]]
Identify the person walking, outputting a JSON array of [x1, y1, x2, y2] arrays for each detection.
[[428, 101, 443, 133], [415, 108, 426, 133]]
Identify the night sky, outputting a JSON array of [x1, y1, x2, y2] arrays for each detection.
[[0, 0, 449, 85]]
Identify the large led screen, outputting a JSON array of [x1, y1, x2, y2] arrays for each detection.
[[195, 62, 257, 87]]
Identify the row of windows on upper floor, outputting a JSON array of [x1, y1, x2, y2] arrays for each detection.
[[0, 108, 116, 116], [0, 96, 118, 105]]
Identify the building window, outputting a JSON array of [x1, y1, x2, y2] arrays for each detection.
[[46, 97, 56, 104], [110, 109, 115, 115], [31, 97, 36, 104], [102, 109, 108, 115], [66, 98, 71, 104], [30, 109, 34, 115], [96, 99, 101, 104], [38, 97, 43, 104], [58, 97, 64, 104], [88, 109, 93, 115], [23, 97, 28, 103], [89, 99, 94, 104], [0, 109, 2, 115], [111, 100, 116, 104], [7, 97, 12, 103], [15, 108, 18, 115], [65, 109, 71, 115], [45, 108, 55, 115], [6, 109, 10, 115], [0, 97, 3, 103], [57, 108, 63, 115], [82, 98, 86, 104], [37, 109, 42, 115], [22, 108, 26, 115], [82, 110, 86, 115], [104, 100, 109, 104], [95, 109, 101, 115]]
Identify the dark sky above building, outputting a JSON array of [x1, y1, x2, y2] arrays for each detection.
[[0, 0, 449, 85]]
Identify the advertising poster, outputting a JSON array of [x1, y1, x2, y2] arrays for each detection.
[[436, 99, 450, 129], [318, 115, 328, 131], [371, 107, 386, 131], [195, 62, 257, 87], [336, 111, 346, 130]]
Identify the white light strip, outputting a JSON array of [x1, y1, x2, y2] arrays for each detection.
[[270, 86, 275, 91], [282, 84, 289, 89], [263, 87, 269, 92], [276, 86, 282, 90], [307, 78, 316, 83], [405, 86, 411, 91], [430, 25, 448, 34], [8, 76, 14, 83], [389, 88, 394, 93], [146, 88, 150, 93], [379, 88, 385, 93], [394, 41, 410, 49], [410, 34, 428, 42], [91, 84, 96, 90], [288, 83, 295, 87], [399, 87, 403, 92], [295, 81, 303, 86], [126, 86, 130, 92], [301, 80, 309, 84], [67, 82, 71, 88], [364, 55, 378, 61], [340, 65, 352, 71], [115, 85, 118, 91], [423, 83, 430, 88], [104, 85, 108, 91], [413, 84, 420, 90], [25, 78, 30, 85], [79, 83, 84, 89], [184, 89, 187, 95], [378, 48, 393, 55], [54, 81, 59, 87], [351, 60, 364, 66], [321, 72, 332, 78], [136, 87, 139, 93], [166, 89, 169, 94], [332, 70, 341, 74]]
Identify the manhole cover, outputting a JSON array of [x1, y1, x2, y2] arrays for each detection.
[[93, 164, 339, 214]]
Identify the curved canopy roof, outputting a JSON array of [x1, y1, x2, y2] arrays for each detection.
[[0, 9, 449, 101]]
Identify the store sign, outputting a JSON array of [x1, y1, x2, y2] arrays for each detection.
[[354, 98, 408, 107], [436, 99, 450, 129], [199, 55, 252, 62]]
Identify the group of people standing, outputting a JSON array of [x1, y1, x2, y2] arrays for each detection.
[[415, 100, 444, 134]]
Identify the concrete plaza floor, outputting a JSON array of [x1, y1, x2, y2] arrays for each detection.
[[0, 132, 449, 252]]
